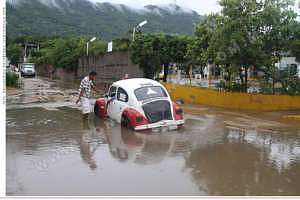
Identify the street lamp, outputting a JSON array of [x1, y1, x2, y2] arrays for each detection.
[[132, 20, 148, 41], [86, 37, 97, 56]]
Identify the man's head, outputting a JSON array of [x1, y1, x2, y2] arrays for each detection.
[[89, 71, 97, 81]]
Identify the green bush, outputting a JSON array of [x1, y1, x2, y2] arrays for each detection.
[[231, 82, 244, 92], [6, 72, 19, 87]]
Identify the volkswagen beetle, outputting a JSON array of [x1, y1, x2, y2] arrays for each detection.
[[94, 78, 184, 131]]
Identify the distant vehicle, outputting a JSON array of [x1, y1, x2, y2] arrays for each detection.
[[154, 71, 164, 80], [158, 71, 164, 80], [20, 63, 36, 77], [247, 86, 261, 93], [94, 78, 184, 131], [6, 65, 12, 73]]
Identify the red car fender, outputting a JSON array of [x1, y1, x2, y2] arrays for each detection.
[[172, 101, 184, 120], [122, 108, 149, 128], [95, 98, 107, 118]]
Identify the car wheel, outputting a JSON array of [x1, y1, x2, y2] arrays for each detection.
[[121, 115, 133, 130], [94, 104, 100, 117]]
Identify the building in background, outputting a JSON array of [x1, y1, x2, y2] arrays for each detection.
[[276, 57, 300, 78]]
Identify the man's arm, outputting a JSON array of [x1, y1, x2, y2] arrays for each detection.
[[76, 89, 84, 104], [91, 82, 100, 93]]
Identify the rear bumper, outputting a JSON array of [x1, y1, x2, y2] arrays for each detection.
[[134, 119, 184, 131], [22, 72, 35, 76]]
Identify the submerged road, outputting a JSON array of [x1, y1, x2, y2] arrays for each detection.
[[6, 77, 300, 196]]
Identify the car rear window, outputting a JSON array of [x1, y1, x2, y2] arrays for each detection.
[[134, 86, 168, 101]]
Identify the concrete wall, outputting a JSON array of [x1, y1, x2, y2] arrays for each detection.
[[78, 51, 143, 83], [164, 83, 300, 111], [35, 64, 76, 82]]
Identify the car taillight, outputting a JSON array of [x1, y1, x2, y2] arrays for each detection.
[[176, 108, 183, 115], [136, 116, 143, 123]]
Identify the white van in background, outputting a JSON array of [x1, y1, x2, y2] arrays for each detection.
[[20, 63, 36, 78]]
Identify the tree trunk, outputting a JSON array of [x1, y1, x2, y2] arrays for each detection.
[[227, 70, 232, 91], [239, 70, 244, 92], [144, 67, 154, 79], [200, 65, 204, 78], [188, 65, 193, 85], [163, 63, 169, 82], [272, 77, 275, 94], [244, 67, 248, 93]]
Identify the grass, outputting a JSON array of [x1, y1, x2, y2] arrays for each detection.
[[6, 72, 20, 88]]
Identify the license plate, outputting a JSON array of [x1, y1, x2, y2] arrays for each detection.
[[168, 125, 178, 131], [152, 127, 161, 133]]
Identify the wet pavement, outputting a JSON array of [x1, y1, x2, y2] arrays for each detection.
[[6, 77, 300, 196]]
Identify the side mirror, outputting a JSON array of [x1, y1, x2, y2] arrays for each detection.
[[103, 93, 109, 98]]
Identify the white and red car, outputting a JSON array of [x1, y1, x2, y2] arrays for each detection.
[[94, 78, 184, 131]]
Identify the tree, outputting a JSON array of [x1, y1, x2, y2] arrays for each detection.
[[131, 33, 190, 81], [186, 14, 222, 86], [160, 34, 190, 82], [187, 14, 219, 66], [50, 37, 86, 71], [112, 38, 131, 52], [214, 0, 267, 92], [258, 0, 298, 93], [7, 43, 22, 65], [191, 0, 297, 93], [131, 33, 161, 79], [289, 21, 300, 62], [88, 40, 106, 56]]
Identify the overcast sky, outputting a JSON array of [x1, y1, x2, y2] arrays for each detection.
[[91, 0, 222, 15]]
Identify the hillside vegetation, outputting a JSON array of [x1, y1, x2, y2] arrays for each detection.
[[6, 0, 202, 41]]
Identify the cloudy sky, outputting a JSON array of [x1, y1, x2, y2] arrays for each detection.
[[91, 0, 222, 14]]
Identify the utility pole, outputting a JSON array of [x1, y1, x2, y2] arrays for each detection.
[[132, 27, 136, 42], [132, 20, 148, 42], [24, 43, 27, 62], [86, 37, 96, 56]]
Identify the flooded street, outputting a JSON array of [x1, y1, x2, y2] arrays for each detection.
[[6, 77, 300, 196]]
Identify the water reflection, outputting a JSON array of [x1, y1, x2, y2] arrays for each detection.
[[92, 118, 200, 165], [185, 126, 300, 195], [226, 128, 300, 172], [92, 118, 184, 164]]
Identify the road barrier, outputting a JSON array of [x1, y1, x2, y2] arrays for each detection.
[[164, 83, 300, 111]]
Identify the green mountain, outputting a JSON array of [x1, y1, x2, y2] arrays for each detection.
[[6, 0, 202, 41]]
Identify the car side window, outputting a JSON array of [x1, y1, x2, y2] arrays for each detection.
[[108, 86, 117, 97], [117, 87, 128, 102]]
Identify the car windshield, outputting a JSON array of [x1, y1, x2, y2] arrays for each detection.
[[24, 65, 34, 69], [134, 86, 168, 101]]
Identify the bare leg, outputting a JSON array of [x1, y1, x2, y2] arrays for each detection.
[[82, 114, 90, 129]]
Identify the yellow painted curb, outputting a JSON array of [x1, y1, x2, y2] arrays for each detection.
[[283, 115, 300, 121], [164, 83, 300, 111]]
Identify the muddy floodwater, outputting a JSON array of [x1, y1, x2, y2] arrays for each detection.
[[6, 77, 300, 196]]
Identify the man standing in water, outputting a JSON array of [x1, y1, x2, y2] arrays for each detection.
[[76, 71, 98, 121]]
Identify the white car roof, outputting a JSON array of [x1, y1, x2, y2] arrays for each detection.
[[113, 78, 164, 93]]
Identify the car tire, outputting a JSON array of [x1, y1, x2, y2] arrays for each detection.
[[94, 104, 100, 118], [121, 115, 133, 130]]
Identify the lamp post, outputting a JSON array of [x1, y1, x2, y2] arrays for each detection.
[[86, 37, 96, 56], [132, 20, 148, 41]]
